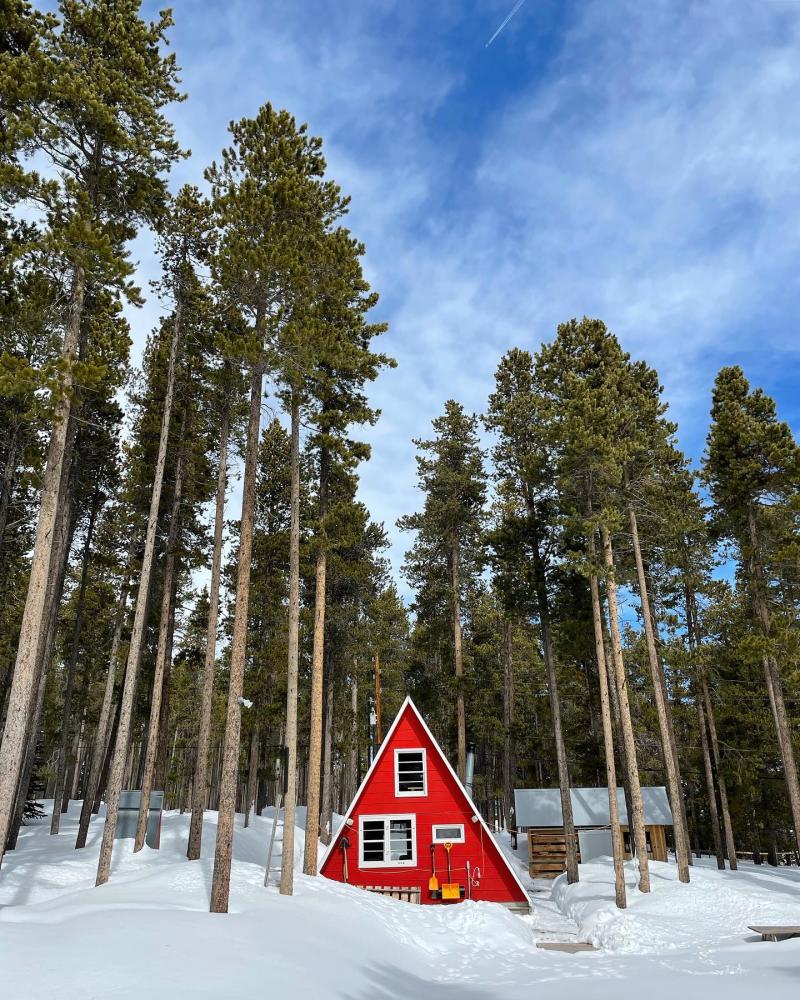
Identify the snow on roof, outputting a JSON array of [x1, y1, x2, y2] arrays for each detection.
[[514, 786, 673, 828]]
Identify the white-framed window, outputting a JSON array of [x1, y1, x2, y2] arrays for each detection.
[[359, 814, 417, 868], [394, 748, 427, 796], [431, 823, 465, 844]]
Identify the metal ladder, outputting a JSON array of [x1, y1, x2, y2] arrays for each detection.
[[264, 746, 289, 887]]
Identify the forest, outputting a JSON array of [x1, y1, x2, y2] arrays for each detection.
[[1, 0, 799, 923]]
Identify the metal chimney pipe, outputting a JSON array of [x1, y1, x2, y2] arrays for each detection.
[[465, 742, 476, 797]]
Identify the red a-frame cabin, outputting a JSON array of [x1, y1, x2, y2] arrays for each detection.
[[320, 697, 530, 912]]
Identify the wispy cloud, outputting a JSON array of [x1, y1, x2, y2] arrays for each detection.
[[122, 0, 800, 594]]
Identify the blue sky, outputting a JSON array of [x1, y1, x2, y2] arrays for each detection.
[[124, 0, 800, 591]]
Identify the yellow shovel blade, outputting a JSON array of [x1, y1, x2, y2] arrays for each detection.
[[442, 883, 460, 900], [428, 875, 439, 891]]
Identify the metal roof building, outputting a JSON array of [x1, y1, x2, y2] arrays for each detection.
[[514, 786, 673, 829]]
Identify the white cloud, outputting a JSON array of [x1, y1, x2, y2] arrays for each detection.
[[122, 0, 800, 597]]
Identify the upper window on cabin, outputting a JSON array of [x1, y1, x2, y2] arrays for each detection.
[[359, 815, 416, 867], [394, 748, 427, 796]]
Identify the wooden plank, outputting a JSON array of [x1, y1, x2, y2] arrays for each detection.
[[537, 942, 597, 953], [749, 925, 800, 942]]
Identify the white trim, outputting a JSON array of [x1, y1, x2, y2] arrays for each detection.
[[431, 823, 465, 844], [319, 696, 531, 905], [394, 747, 427, 797], [358, 813, 417, 868]]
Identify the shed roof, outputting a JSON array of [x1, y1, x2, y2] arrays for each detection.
[[514, 786, 673, 828]]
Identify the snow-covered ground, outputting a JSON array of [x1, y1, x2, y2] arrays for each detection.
[[2, 803, 799, 998]]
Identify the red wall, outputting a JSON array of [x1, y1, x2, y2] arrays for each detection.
[[320, 707, 527, 906]]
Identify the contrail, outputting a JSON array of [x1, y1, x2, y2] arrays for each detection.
[[485, 0, 528, 47]]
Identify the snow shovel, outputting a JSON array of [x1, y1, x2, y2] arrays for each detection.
[[428, 844, 439, 892], [442, 842, 460, 900]]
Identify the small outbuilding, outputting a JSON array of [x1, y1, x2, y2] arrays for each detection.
[[514, 786, 673, 878], [321, 697, 530, 912]]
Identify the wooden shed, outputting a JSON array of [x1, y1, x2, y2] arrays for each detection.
[[514, 786, 673, 879]]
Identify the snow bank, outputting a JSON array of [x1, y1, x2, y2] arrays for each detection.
[[3, 805, 800, 998], [552, 856, 800, 953]]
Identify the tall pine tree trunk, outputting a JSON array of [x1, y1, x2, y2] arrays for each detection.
[[0, 421, 19, 572], [7, 486, 76, 852], [601, 525, 650, 892], [76, 544, 134, 849], [51, 492, 99, 834], [134, 450, 184, 852], [588, 549, 626, 908], [699, 672, 737, 868], [244, 725, 259, 829], [96, 299, 183, 886], [502, 618, 514, 829], [320, 654, 335, 845], [349, 673, 359, 800], [303, 448, 329, 874], [530, 512, 579, 883], [627, 506, 690, 882], [0, 262, 86, 866], [209, 362, 264, 912], [746, 510, 800, 855], [188, 407, 229, 860], [696, 690, 724, 868], [280, 389, 301, 897], [451, 540, 466, 782]]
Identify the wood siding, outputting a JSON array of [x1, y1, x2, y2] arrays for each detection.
[[527, 824, 669, 878]]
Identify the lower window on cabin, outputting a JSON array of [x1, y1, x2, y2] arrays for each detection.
[[359, 815, 416, 866]]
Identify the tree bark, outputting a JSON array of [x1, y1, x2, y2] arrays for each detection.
[[154, 578, 178, 796], [530, 512, 579, 883], [7, 485, 76, 851], [51, 492, 100, 834], [303, 446, 329, 874], [374, 653, 382, 744], [588, 554, 626, 908], [279, 389, 301, 897], [187, 407, 229, 860], [502, 618, 515, 829], [96, 297, 183, 886], [746, 509, 800, 856], [699, 675, 736, 869], [0, 262, 86, 866], [7, 666, 48, 852], [627, 506, 690, 882], [696, 691, 725, 868], [75, 543, 134, 848], [244, 725, 259, 829], [134, 448, 184, 852], [319, 653, 335, 846], [0, 420, 19, 572], [349, 673, 359, 801], [451, 540, 467, 782], [601, 524, 650, 892], [209, 362, 264, 912]]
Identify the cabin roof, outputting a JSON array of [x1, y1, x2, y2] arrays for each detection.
[[514, 786, 673, 828]]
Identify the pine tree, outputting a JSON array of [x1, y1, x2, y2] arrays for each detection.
[[0, 0, 184, 871], [204, 104, 343, 909], [399, 401, 486, 781], [302, 227, 390, 875], [704, 365, 800, 854], [486, 348, 580, 882]]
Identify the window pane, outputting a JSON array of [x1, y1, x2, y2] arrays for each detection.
[[389, 819, 413, 861], [362, 820, 385, 862], [397, 751, 425, 792], [435, 826, 462, 840]]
